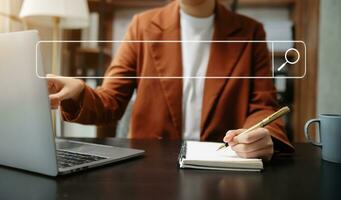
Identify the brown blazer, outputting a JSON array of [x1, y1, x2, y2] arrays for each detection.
[[61, 1, 294, 152]]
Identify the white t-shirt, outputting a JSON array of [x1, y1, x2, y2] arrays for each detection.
[[180, 10, 214, 140]]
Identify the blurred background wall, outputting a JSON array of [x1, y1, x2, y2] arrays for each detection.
[[317, 0, 341, 114]]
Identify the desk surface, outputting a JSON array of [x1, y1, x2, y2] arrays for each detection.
[[0, 138, 341, 200]]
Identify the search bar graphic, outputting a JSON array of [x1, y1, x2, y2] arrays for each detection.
[[36, 40, 306, 79]]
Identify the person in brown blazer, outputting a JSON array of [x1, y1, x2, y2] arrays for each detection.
[[48, 0, 294, 160]]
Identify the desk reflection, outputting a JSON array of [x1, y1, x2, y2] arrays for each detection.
[[320, 161, 341, 199], [179, 170, 263, 200], [0, 167, 56, 200]]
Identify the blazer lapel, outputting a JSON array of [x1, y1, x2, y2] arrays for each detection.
[[200, 5, 247, 135], [145, 2, 248, 137], [147, 2, 183, 136]]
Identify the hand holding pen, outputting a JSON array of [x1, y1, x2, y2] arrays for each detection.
[[217, 107, 290, 160]]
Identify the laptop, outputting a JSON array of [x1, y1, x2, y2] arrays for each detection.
[[0, 30, 144, 176]]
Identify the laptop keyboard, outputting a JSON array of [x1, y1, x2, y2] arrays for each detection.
[[57, 150, 106, 168]]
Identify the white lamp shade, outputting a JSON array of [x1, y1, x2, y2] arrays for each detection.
[[19, 0, 90, 29]]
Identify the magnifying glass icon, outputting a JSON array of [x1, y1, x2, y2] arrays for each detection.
[[277, 48, 300, 72]]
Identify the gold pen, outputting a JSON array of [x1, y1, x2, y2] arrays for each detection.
[[216, 106, 290, 151]]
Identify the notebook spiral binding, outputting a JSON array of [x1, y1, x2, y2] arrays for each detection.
[[178, 141, 187, 164]]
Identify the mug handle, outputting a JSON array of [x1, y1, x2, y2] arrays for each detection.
[[304, 119, 322, 147]]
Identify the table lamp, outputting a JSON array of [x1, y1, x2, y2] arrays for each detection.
[[19, 0, 90, 74], [19, 0, 90, 137]]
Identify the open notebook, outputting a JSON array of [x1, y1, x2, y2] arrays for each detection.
[[178, 141, 263, 172]]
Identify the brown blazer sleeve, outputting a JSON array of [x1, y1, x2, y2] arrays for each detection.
[[242, 24, 295, 153], [60, 15, 140, 125]]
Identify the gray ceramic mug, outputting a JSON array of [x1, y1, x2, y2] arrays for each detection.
[[304, 114, 341, 163]]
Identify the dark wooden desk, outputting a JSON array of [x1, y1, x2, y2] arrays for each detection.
[[1, 139, 341, 200]]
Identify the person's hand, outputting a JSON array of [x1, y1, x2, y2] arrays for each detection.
[[47, 74, 85, 109], [223, 128, 274, 161]]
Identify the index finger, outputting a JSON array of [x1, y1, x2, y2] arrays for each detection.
[[223, 129, 245, 144], [233, 128, 269, 144]]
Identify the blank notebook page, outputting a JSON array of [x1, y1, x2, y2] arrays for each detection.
[[185, 141, 261, 163]]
